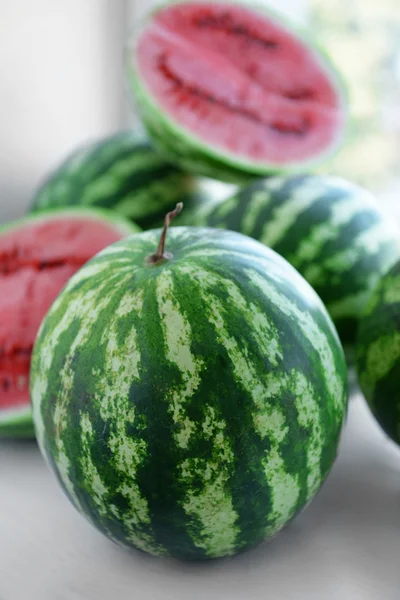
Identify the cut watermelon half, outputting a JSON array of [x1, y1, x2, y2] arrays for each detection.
[[0, 208, 138, 438], [127, 1, 348, 181]]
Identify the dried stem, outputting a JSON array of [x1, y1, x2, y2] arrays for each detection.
[[147, 202, 183, 264]]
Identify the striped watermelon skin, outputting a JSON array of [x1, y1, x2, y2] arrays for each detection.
[[186, 175, 400, 344], [31, 131, 209, 230], [31, 227, 347, 560], [356, 260, 400, 445]]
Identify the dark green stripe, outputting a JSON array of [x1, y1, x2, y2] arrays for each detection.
[[371, 361, 400, 443], [132, 276, 204, 559]]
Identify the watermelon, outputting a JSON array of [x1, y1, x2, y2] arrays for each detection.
[[126, 1, 348, 182], [185, 174, 400, 345], [31, 207, 348, 560], [356, 260, 400, 445], [0, 208, 138, 438], [31, 131, 212, 230]]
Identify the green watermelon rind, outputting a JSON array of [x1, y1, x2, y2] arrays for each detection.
[[0, 406, 34, 438], [125, 0, 348, 182], [0, 207, 139, 439], [0, 405, 32, 428]]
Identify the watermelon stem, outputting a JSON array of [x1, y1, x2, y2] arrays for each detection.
[[147, 202, 183, 264]]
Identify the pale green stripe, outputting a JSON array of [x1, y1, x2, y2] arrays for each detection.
[[184, 239, 269, 260], [262, 447, 300, 536], [327, 285, 375, 319], [51, 181, 70, 199], [55, 440, 85, 514], [80, 152, 168, 206], [241, 188, 272, 235], [88, 290, 160, 554], [96, 244, 145, 259], [82, 176, 124, 205], [289, 188, 373, 268], [259, 177, 333, 248], [179, 406, 238, 558], [262, 176, 285, 192], [323, 220, 398, 273], [114, 174, 191, 219], [306, 220, 399, 286], [59, 260, 121, 291], [156, 269, 203, 449], [383, 276, 400, 305], [213, 195, 239, 219], [359, 332, 400, 401], [292, 372, 323, 499], [108, 152, 166, 179], [247, 268, 345, 419]]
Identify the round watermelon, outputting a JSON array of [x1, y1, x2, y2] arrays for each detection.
[[185, 174, 400, 345], [0, 207, 138, 438], [31, 131, 212, 230], [31, 211, 348, 560], [356, 260, 400, 445], [126, 1, 348, 182]]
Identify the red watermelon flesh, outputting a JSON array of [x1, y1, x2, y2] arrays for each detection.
[[0, 214, 131, 423], [136, 2, 345, 166]]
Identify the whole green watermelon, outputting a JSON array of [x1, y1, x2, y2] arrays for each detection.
[[185, 174, 400, 345], [31, 131, 211, 229], [356, 260, 400, 445], [31, 223, 348, 560]]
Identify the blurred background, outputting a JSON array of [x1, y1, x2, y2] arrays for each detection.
[[3, 0, 398, 222]]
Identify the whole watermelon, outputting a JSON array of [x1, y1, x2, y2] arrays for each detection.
[[31, 131, 212, 229], [185, 174, 400, 345], [31, 221, 348, 560], [356, 260, 400, 445]]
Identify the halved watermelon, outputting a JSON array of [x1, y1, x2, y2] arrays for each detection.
[[0, 208, 139, 438], [126, 1, 348, 182]]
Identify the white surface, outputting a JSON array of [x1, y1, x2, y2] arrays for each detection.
[[1, 392, 400, 600]]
